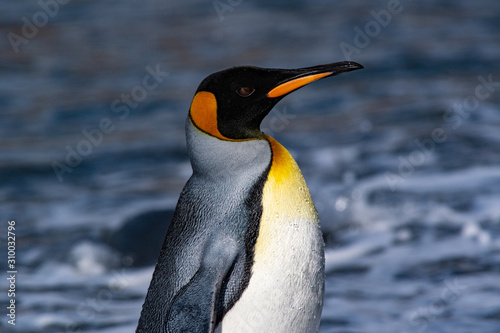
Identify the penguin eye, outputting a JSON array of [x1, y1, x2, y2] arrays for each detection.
[[236, 86, 255, 97]]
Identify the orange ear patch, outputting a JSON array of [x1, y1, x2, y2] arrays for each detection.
[[189, 91, 227, 140], [189, 91, 257, 141]]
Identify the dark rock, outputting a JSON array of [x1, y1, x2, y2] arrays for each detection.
[[106, 209, 174, 267]]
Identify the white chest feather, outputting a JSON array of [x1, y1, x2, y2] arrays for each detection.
[[217, 136, 325, 333]]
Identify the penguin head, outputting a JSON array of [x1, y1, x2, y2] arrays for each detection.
[[189, 61, 363, 141]]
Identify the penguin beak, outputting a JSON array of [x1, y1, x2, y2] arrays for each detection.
[[267, 61, 363, 98]]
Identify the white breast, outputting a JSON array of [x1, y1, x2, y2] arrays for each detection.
[[217, 219, 324, 333], [217, 135, 325, 333]]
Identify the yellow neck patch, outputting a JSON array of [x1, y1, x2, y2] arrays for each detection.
[[265, 135, 300, 184], [262, 134, 318, 217], [254, 135, 319, 257]]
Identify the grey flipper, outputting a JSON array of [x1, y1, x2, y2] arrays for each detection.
[[165, 234, 239, 332]]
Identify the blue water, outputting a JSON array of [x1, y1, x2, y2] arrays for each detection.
[[2, 0, 500, 332]]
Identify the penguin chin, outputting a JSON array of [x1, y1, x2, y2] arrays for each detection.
[[242, 128, 265, 140]]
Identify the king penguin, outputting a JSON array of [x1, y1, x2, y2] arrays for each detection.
[[136, 61, 363, 333]]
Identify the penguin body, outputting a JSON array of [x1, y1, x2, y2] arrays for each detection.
[[137, 62, 363, 333], [217, 134, 324, 332]]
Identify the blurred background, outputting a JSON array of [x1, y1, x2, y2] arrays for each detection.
[[1, 0, 500, 332]]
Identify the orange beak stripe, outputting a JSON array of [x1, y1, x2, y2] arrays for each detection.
[[267, 72, 333, 98]]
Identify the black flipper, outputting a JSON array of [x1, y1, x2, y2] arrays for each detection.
[[165, 234, 239, 333]]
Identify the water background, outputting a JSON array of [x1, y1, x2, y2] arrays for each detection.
[[1, 0, 500, 332]]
